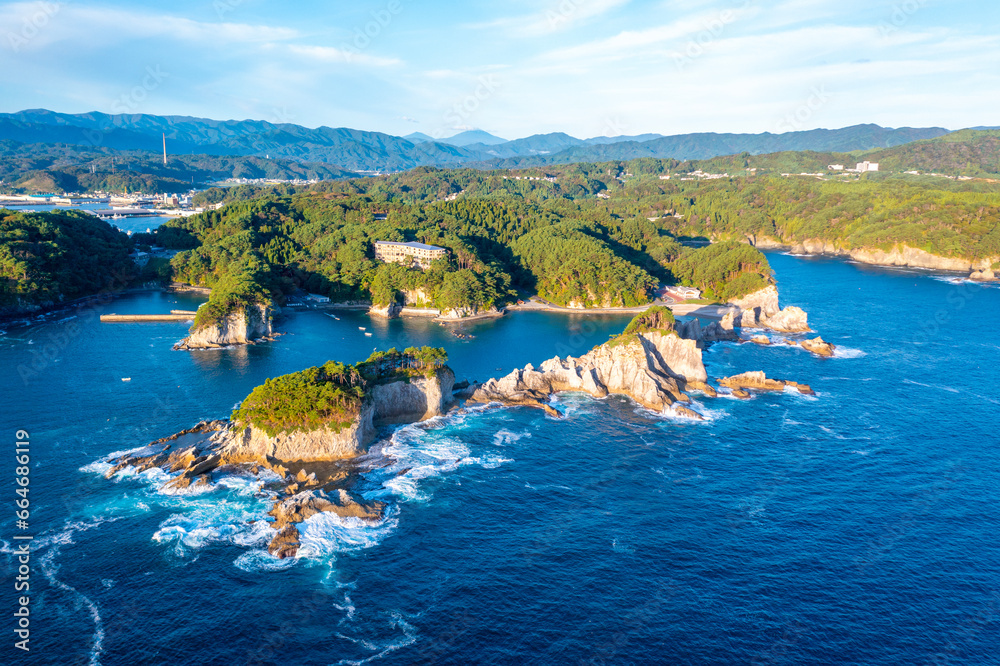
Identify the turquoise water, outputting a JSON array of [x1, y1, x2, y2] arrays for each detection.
[[2, 253, 999, 665]]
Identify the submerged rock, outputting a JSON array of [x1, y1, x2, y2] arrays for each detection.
[[750, 335, 772, 346]]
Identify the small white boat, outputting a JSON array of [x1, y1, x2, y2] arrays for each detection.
[[359, 327, 366, 331], [122, 378, 131, 382], [365, 332, 373, 337]]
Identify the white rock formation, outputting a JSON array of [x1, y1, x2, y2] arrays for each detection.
[[469, 330, 706, 418], [175, 303, 274, 349]]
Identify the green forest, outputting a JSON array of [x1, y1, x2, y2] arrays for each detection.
[[0, 209, 136, 311], [232, 347, 448, 436], [4, 137, 1000, 319]]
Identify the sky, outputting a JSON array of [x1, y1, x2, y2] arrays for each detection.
[[1, 0, 999, 140]]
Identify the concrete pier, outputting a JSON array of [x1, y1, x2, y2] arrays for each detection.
[[100, 314, 195, 322]]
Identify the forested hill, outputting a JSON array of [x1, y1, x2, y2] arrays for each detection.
[[0, 141, 359, 195], [162, 156, 999, 320], [0, 209, 137, 314], [5, 150, 999, 320]]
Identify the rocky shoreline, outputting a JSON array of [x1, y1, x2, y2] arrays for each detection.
[[104, 290, 833, 560], [751, 237, 999, 279], [104, 368, 456, 558]]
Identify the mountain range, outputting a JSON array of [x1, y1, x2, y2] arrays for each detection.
[[0, 109, 956, 173]]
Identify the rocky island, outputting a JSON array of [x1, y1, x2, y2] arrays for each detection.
[[174, 301, 277, 350], [463, 306, 815, 420], [105, 347, 454, 557], [105, 302, 823, 559]]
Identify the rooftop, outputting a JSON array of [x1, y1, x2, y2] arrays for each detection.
[[375, 241, 446, 251]]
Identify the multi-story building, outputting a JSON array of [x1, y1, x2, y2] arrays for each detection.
[[374, 241, 448, 269]]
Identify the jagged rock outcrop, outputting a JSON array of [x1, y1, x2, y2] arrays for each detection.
[[796, 337, 836, 357], [216, 413, 377, 465], [468, 331, 706, 419], [676, 315, 739, 343], [763, 306, 810, 333], [174, 302, 275, 350], [750, 335, 771, 345], [266, 489, 387, 558], [719, 371, 815, 398], [729, 284, 781, 319], [371, 369, 455, 425], [971, 268, 997, 281], [727, 286, 809, 332]]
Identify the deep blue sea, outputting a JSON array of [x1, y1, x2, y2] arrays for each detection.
[[2, 253, 999, 665]]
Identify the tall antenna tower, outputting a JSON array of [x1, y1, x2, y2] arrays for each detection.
[[162, 133, 167, 166]]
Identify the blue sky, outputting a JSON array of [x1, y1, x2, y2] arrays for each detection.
[[1, 0, 998, 139]]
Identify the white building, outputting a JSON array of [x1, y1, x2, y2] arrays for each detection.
[[828, 164, 845, 171], [374, 241, 448, 269], [856, 161, 880, 173]]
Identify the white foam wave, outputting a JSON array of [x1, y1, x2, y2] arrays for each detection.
[[785, 385, 819, 401], [902, 378, 961, 394], [493, 428, 531, 446], [638, 399, 727, 424], [832, 346, 866, 359], [233, 549, 298, 572], [40, 546, 105, 665], [152, 500, 271, 556], [612, 538, 636, 554], [335, 611, 419, 666], [297, 507, 400, 559]]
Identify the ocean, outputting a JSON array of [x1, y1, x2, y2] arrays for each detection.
[[2, 253, 998, 665]]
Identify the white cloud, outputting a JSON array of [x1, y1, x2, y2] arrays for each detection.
[[0, 3, 298, 52], [287, 44, 400, 67], [469, 0, 631, 37]]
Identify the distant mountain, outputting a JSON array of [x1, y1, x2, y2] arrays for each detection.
[[488, 125, 952, 167], [583, 134, 665, 145], [0, 110, 959, 173], [404, 132, 435, 144], [436, 130, 507, 147], [0, 110, 475, 172], [0, 139, 358, 194]]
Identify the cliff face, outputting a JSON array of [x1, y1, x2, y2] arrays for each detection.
[[369, 303, 402, 319], [371, 368, 455, 425], [218, 368, 456, 463], [216, 409, 377, 464], [175, 303, 274, 349], [438, 305, 503, 320], [469, 330, 706, 417], [755, 237, 999, 273]]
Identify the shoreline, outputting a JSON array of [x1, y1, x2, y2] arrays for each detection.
[[0, 283, 184, 326], [750, 237, 999, 275]]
